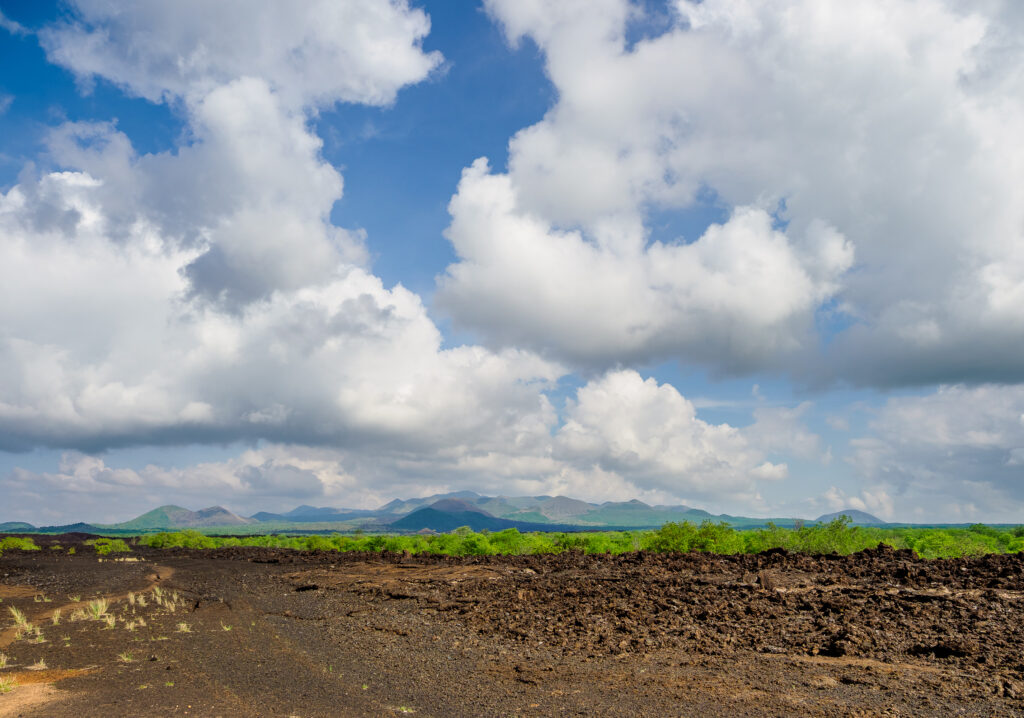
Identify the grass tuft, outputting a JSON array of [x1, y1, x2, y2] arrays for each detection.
[[87, 598, 108, 620], [0, 675, 15, 694], [28, 658, 46, 671], [118, 651, 134, 663], [176, 622, 191, 633], [8, 606, 29, 629]]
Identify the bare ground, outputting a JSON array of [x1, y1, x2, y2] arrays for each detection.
[[1, 537, 1022, 716]]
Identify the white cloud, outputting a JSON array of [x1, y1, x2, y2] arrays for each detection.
[[37, 79, 367, 308], [0, 160, 561, 450], [0, 3, 562, 458], [820, 485, 895, 521], [552, 370, 786, 505], [0, 9, 27, 36], [439, 159, 850, 371], [1, 369, 816, 522], [39, 0, 442, 108], [744, 402, 825, 462], [436, 0, 1024, 385], [848, 384, 1024, 521]]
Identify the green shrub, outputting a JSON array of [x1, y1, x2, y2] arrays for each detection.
[[88, 538, 132, 555], [139, 530, 217, 549], [0, 537, 40, 551], [122, 522, 1023, 560], [455, 533, 493, 556], [642, 521, 698, 553]]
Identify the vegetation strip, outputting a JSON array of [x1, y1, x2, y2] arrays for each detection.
[[129, 518, 1024, 559], [4, 519, 1023, 560]]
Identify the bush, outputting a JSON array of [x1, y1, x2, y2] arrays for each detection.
[[0, 537, 40, 552], [643, 521, 698, 553], [120, 522, 1023, 560], [139, 530, 217, 550], [89, 538, 132, 555], [455, 533, 493, 556]]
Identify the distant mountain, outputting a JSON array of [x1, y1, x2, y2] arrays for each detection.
[[17, 495, 895, 535], [815, 510, 885, 525], [113, 505, 255, 529], [387, 500, 584, 533], [390, 508, 514, 533], [0, 521, 36, 532], [37, 522, 103, 533], [377, 491, 481, 515], [426, 498, 489, 514], [369, 493, 715, 528], [250, 505, 376, 523], [573, 500, 713, 527]]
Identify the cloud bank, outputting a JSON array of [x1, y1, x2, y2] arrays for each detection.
[[438, 0, 1024, 386], [3, 1, 1024, 522]]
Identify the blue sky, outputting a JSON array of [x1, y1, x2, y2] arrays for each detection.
[[1, 0, 1023, 524]]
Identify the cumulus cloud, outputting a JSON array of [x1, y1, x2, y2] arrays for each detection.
[[39, 0, 442, 108], [819, 486, 896, 521], [436, 0, 1024, 385], [553, 370, 786, 503], [0, 160, 561, 451], [848, 384, 1024, 521], [1, 369, 806, 522], [439, 159, 850, 371], [37, 79, 367, 308], [0, 1, 565, 457]]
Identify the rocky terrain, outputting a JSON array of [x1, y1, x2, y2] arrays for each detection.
[[1, 536, 1022, 716]]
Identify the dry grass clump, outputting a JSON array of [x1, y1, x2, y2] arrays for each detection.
[[87, 598, 108, 620], [8, 606, 29, 629]]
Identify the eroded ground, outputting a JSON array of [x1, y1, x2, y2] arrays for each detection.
[[1, 536, 1022, 716]]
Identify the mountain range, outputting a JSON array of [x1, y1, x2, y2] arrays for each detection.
[[0, 491, 887, 534]]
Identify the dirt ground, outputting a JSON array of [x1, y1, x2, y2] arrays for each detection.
[[1, 536, 1022, 717]]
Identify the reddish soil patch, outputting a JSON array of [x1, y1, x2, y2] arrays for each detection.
[[1, 539, 1022, 716]]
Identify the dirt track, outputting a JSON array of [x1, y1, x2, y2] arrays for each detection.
[[1, 537, 1022, 716]]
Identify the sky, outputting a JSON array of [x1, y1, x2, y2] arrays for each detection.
[[1, 0, 1023, 525]]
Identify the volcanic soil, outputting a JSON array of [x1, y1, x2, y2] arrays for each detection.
[[1, 535, 1023, 717]]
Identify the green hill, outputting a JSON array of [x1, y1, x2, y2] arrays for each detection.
[[0, 521, 36, 533], [110, 505, 254, 530]]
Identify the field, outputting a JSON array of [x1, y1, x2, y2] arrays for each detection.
[[1, 531, 1023, 716]]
